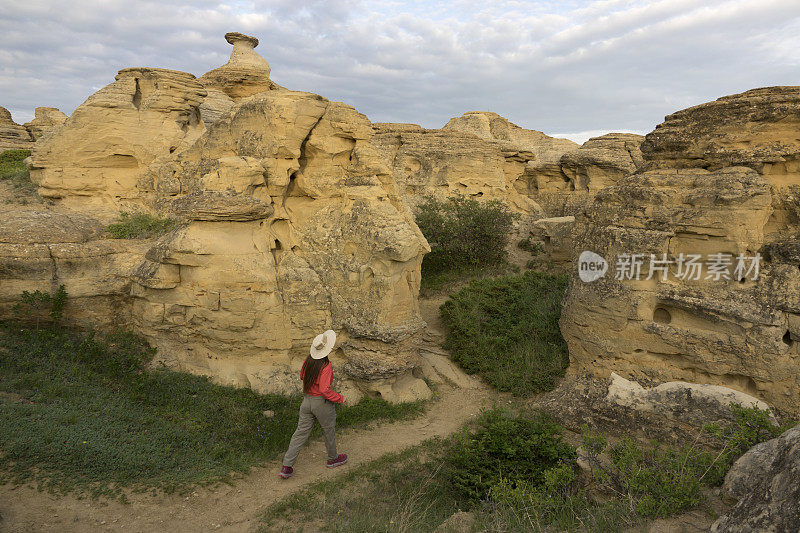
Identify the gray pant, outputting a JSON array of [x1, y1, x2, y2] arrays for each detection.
[[282, 395, 338, 466]]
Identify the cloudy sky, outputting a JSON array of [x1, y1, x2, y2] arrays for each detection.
[[2, 0, 799, 142]]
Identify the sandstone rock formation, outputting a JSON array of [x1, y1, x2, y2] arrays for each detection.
[[560, 87, 800, 417], [0, 208, 148, 328], [0, 33, 443, 402], [0, 106, 33, 151], [712, 424, 800, 532], [523, 133, 645, 217], [372, 122, 543, 215], [28, 67, 207, 211], [23, 107, 68, 141], [606, 373, 775, 427], [198, 32, 280, 101], [131, 90, 431, 399], [443, 111, 578, 164]]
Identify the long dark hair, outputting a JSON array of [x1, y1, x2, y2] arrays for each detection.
[[302, 355, 329, 393]]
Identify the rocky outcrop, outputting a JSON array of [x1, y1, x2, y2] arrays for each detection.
[[443, 111, 578, 164], [0, 208, 148, 328], [606, 373, 775, 427], [131, 90, 431, 399], [372, 122, 543, 215], [198, 32, 280, 101], [28, 68, 207, 211], [560, 87, 800, 417], [0, 33, 440, 402], [0, 106, 33, 152], [523, 133, 645, 217], [712, 424, 800, 532], [23, 107, 68, 141]]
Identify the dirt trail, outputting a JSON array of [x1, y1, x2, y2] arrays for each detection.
[[0, 298, 492, 533]]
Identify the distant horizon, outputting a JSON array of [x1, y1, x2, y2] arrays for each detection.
[[2, 1, 799, 144]]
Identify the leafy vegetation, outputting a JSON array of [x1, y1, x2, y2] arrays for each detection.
[[0, 289, 425, 500], [517, 236, 544, 255], [262, 403, 787, 533], [13, 284, 67, 329], [445, 408, 576, 502], [579, 403, 793, 519], [0, 149, 38, 199], [106, 212, 178, 239], [440, 270, 569, 396], [415, 195, 517, 290]]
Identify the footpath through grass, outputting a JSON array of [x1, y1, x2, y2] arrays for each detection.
[[0, 324, 424, 500], [440, 270, 569, 396], [261, 404, 787, 533]]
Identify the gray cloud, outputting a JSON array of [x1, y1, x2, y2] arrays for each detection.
[[1, 0, 798, 142]]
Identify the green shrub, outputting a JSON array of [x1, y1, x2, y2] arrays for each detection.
[[0, 149, 37, 195], [440, 270, 569, 395], [608, 438, 712, 518], [579, 405, 789, 519], [13, 284, 68, 329], [415, 195, 516, 277], [704, 403, 791, 478], [107, 212, 178, 239], [445, 407, 576, 502]]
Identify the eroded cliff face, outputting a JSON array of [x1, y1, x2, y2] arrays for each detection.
[[372, 122, 543, 215], [0, 106, 33, 151], [28, 68, 207, 212], [132, 91, 430, 398], [0, 33, 435, 402], [523, 133, 645, 217], [560, 86, 800, 417]]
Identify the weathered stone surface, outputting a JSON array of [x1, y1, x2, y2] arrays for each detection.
[[712, 425, 800, 532], [443, 111, 578, 164], [372, 122, 543, 215], [198, 32, 279, 100], [606, 372, 775, 427], [560, 87, 800, 417], [28, 68, 206, 210], [132, 90, 431, 398], [198, 89, 235, 126], [524, 133, 644, 217], [23, 107, 68, 141], [0, 105, 33, 151], [0, 208, 148, 329], [642, 87, 800, 174], [533, 373, 743, 445], [167, 191, 273, 221]]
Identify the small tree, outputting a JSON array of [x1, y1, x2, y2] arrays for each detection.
[[13, 285, 68, 329], [415, 195, 517, 276]]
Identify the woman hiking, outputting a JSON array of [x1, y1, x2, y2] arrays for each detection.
[[279, 329, 348, 479]]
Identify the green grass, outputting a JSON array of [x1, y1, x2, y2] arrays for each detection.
[[261, 402, 786, 533], [0, 149, 38, 197], [440, 270, 569, 396], [107, 212, 178, 239], [0, 324, 424, 500], [261, 439, 462, 533], [259, 409, 644, 533]]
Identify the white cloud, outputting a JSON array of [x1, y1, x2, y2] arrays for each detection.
[[0, 0, 798, 137]]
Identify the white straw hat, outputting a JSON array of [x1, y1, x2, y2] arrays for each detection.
[[310, 329, 336, 359]]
